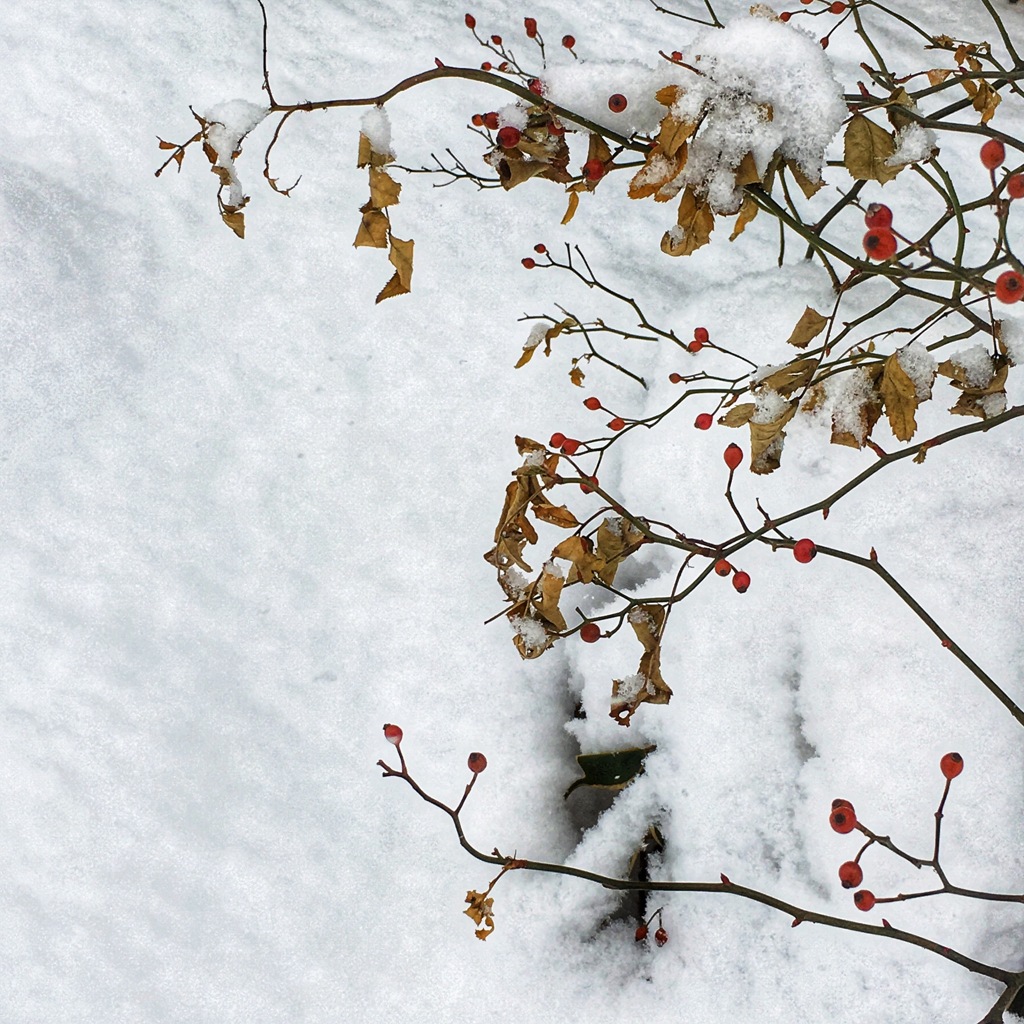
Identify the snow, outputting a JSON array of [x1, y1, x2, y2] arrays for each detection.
[[896, 340, 937, 400], [2, 0, 1023, 1023], [360, 105, 393, 157]]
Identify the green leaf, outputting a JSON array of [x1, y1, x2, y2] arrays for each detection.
[[564, 745, 656, 799]]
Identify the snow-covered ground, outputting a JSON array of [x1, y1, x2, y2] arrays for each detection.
[[1, 0, 1022, 1021]]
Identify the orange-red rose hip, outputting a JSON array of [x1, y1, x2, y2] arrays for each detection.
[[940, 752, 963, 779]]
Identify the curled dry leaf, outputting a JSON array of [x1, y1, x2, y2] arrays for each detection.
[[749, 400, 798, 475], [661, 186, 714, 257], [611, 605, 672, 726], [786, 307, 828, 349], [463, 889, 495, 940], [879, 352, 920, 441], [375, 236, 414, 303], [843, 114, 901, 184]]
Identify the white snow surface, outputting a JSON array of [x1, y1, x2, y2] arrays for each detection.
[[2, 1, 1023, 1023]]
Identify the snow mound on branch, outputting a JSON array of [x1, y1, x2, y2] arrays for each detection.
[[360, 105, 393, 157], [672, 14, 846, 212]]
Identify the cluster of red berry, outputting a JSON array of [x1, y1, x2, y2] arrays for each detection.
[[830, 753, 964, 913], [862, 203, 897, 261], [635, 907, 669, 947], [385, 724, 488, 774]]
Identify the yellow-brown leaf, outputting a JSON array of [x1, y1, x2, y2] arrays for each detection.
[[661, 187, 714, 257], [786, 307, 828, 349], [353, 208, 390, 248], [879, 352, 919, 441], [368, 167, 402, 207], [843, 114, 900, 184]]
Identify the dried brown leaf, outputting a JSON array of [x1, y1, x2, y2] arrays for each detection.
[[786, 307, 828, 349], [661, 187, 714, 257], [879, 352, 919, 441], [758, 357, 817, 397], [748, 401, 797, 475], [221, 210, 245, 238], [610, 605, 672, 726], [368, 167, 402, 207], [719, 402, 756, 427], [843, 114, 900, 184], [358, 132, 392, 168], [533, 503, 580, 529], [353, 208, 390, 248], [785, 159, 824, 199], [562, 190, 580, 225]]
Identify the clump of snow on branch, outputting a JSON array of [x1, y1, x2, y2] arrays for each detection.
[[204, 99, 268, 207], [671, 13, 846, 212], [360, 105, 394, 159], [888, 123, 937, 167]]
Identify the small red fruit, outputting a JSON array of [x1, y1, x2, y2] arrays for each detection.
[[864, 203, 893, 228], [471, 113, 484, 127], [654, 928, 668, 947], [687, 340, 703, 353], [829, 1, 846, 12], [694, 412, 713, 430], [863, 228, 897, 260], [854, 890, 876, 911], [693, 327, 709, 344], [524, 17, 537, 37], [560, 437, 581, 455], [549, 432, 566, 448], [468, 751, 488, 773], [480, 62, 493, 71], [608, 94, 628, 113], [497, 125, 522, 149], [819, 36, 829, 49], [580, 475, 598, 494], [714, 559, 732, 576], [548, 121, 565, 136], [635, 925, 648, 942], [562, 34, 576, 49], [464, 13, 476, 29], [580, 622, 601, 643], [1007, 174, 1024, 199], [521, 257, 536, 269], [383, 723, 403, 746], [608, 418, 626, 431], [482, 111, 500, 130], [995, 270, 1024, 303], [491, 34, 502, 44], [724, 443, 743, 470], [583, 159, 606, 182], [980, 138, 1006, 170], [940, 752, 963, 779], [830, 806, 857, 834], [793, 538, 817, 563], [669, 372, 683, 384], [584, 396, 602, 410], [670, 51, 682, 61], [534, 243, 547, 253], [779, 11, 791, 20], [529, 78, 544, 95], [838, 861, 863, 889], [732, 571, 750, 594], [832, 798, 854, 811]]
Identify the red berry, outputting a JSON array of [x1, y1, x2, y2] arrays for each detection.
[[549, 432, 566, 448], [864, 203, 893, 228], [548, 121, 565, 136], [635, 925, 648, 942], [819, 36, 829, 49], [383, 723, 403, 745], [584, 396, 602, 410], [995, 270, 1024, 303], [580, 622, 601, 643], [832, 798, 854, 811], [793, 538, 817, 563], [497, 125, 522, 149], [562, 34, 576, 49], [608, 94, 628, 113], [529, 78, 544, 96], [468, 751, 488, 773], [687, 340, 703, 353], [981, 138, 1006, 170], [471, 113, 484, 127], [524, 17, 537, 37], [1007, 174, 1024, 199], [491, 34, 502, 44], [583, 159, 606, 182], [669, 372, 683, 384], [714, 559, 732, 576], [732, 571, 750, 594], [838, 861, 863, 889], [724, 443, 743, 470], [693, 327, 710, 344], [534, 243, 547, 253], [830, 806, 857, 834], [480, 61, 492, 71], [829, 1, 846, 12], [779, 11, 791, 20], [670, 51, 682, 61], [694, 412, 713, 430], [608, 417, 626, 431], [580, 475, 598, 494], [854, 890, 876, 911], [482, 111, 500, 130], [561, 437, 581, 455], [654, 928, 668, 947], [465, 13, 476, 29], [940, 752, 963, 779], [863, 228, 897, 260], [521, 257, 536, 269]]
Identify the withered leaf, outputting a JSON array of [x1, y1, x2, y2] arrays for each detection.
[[368, 167, 402, 207], [657, 114, 696, 160], [661, 187, 714, 257], [887, 88, 916, 132], [758, 357, 818, 396], [844, 114, 901, 184], [749, 401, 798, 475], [785, 159, 824, 199], [375, 236, 414, 303], [569, 364, 585, 387], [464, 889, 495, 940], [628, 143, 687, 200], [879, 352, 919, 441], [532, 503, 579, 529], [357, 132, 392, 168], [786, 307, 828, 349], [729, 195, 760, 241], [221, 210, 245, 238], [719, 402, 756, 427], [551, 535, 604, 585], [535, 566, 568, 631], [498, 152, 550, 190], [656, 84, 683, 107], [562, 189, 580, 225], [972, 79, 1001, 124], [353, 208, 390, 248], [734, 151, 761, 188], [610, 605, 672, 726], [594, 517, 646, 586], [157, 138, 177, 150], [927, 68, 952, 87]]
